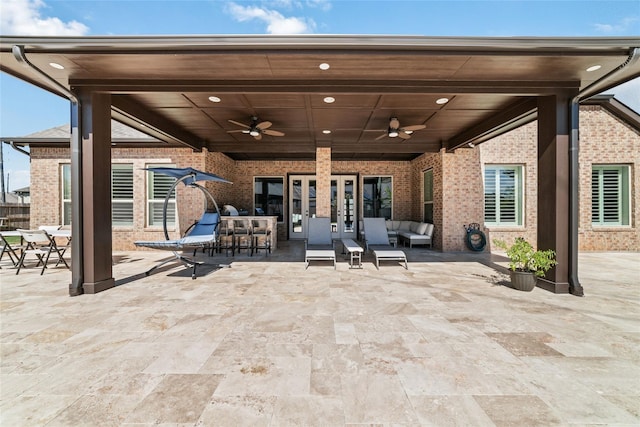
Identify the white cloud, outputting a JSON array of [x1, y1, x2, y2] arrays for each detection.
[[306, 0, 332, 12], [594, 16, 638, 34], [226, 2, 316, 34], [0, 0, 89, 36]]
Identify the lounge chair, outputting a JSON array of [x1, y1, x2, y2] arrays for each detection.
[[135, 211, 220, 279], [363, 217, 408, 269], [133, 167, 231, 279], [304, 217, 336, 269]]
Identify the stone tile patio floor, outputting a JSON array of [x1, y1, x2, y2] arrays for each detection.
[[1, 242, 639, 426]]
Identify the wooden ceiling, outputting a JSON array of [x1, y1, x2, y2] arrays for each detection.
[[2, 35, 638, 160]]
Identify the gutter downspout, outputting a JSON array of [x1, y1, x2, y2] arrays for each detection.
[[568, 47, 640, 297], [12, 45, 84, 297]]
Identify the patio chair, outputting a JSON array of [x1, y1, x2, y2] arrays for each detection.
[[134, 211, 221, 279], [362, 217, 408, 269], [304, 217, 336, 269], [15, 229, 70, 275]]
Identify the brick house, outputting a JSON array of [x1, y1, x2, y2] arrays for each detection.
[[3, 35, 638, 295], [13, 95, 638, 253]]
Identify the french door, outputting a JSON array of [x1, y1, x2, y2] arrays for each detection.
[[289, 175, 357, 240]]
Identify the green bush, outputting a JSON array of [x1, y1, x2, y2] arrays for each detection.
[[494, 237, 557, 277]]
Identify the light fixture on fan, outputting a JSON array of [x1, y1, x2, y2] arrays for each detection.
[[227, 116, 285, 140], [376, 117, 426, 140]]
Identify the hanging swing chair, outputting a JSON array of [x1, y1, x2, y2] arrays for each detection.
[[134, 167, 232, 279]]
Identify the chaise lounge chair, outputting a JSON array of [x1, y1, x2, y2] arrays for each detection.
[[134, 211, 221, 279], [363, 217, 408, 269], [132, 167, 232, 279], [304, 217, 336, 269]]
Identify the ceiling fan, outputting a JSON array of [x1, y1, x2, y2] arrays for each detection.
[[227, 116, 285, 140], [375, 117, 426, 140]]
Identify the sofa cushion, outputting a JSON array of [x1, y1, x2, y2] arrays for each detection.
[[392, 220, 401, 230], [415, 222, 429, 235], [410, 222, 419, 233], [424, 223, 434, 237], [399, 221, 412, 231], [386, 220, 393, 230]]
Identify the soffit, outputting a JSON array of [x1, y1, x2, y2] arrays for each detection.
[[1, 35, 638, 161]]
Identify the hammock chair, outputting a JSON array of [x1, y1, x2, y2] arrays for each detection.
[[134, 167, 232, 279]]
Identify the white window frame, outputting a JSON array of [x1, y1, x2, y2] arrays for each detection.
[[146, 164, 177, 228], [362, 175, 393, 219], [484, 165, 524, 227], [61, 164, 72, 226], [591, 165, 631, 227]]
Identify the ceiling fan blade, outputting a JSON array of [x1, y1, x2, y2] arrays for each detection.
[[257, 121, 272, 130], [228, 119, 250, 129], [227, 130, 245, 133], [263, 129, 284, 136], [402, 124, 426, 131], [375, 133, 388, 141], [254, 133, 263, 141], [389, 118, 400, 129], [398, 132, 411, 140]]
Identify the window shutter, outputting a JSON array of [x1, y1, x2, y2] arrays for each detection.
[[484, 168, 497, 223], [601, 169, 621, 224], [498, 168, 516, 223], [112, 165, 134, 225]]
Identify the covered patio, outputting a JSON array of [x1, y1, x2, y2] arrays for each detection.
[[1, 248, 638, 425], [1, 35, 639, 297]]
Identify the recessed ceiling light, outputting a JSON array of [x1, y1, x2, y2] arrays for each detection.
[[208, 96, 221, 103], [436, 97, 449, 105], [586, 65, 602, 72], [319, 63, 330, 70], [322, 129, 331, 134], [49, 62, 64, 70], [323, 96, 335, 104]]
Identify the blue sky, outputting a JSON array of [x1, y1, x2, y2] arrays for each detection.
[[1, 0, 639, 191]]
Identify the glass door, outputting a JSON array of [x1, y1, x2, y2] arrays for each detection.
[[289, 176, 317, 239], [331, 175, 357, 239]]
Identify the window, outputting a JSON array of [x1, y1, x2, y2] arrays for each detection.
[[423, 169, 433, 223], [254, 177, 284, 221], [484, 165, 523, 226], [147, 165, 176, 227], [363, 176, 392, 219], [112, 164, 134, 226], [61, 164, 72, 226], [62, 163, 135, 227], [592, 165, 630, 226]]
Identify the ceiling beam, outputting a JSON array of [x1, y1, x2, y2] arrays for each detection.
[[71, 79, 580, 95], [111, 95, 204, 151], [444, 97, 539, 152]]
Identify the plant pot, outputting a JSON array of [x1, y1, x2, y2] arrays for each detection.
[[510, 270, 537, 291]]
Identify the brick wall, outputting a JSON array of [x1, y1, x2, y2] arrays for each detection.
[[29, 103, 638, 252], [578, 106, 640, 251], [479, 105, 639, 251], [479, 121, 539, 249]]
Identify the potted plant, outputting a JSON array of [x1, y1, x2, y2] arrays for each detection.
[[493, 237, 557, 291]]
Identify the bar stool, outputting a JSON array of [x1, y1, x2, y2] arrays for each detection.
[[217, 218, 235, 256], [251, 219, 271, 256], [233, 218, 253, 255]]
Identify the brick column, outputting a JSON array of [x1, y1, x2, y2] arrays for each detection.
[[315, 147, 331, 217]]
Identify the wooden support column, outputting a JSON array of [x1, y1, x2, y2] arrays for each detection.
[[536, 93, 576, 293], [69, 90, 115, 295], [315, 146, 331, 217]]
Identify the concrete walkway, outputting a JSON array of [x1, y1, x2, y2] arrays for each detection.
[[1, 244, 639, 426]]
